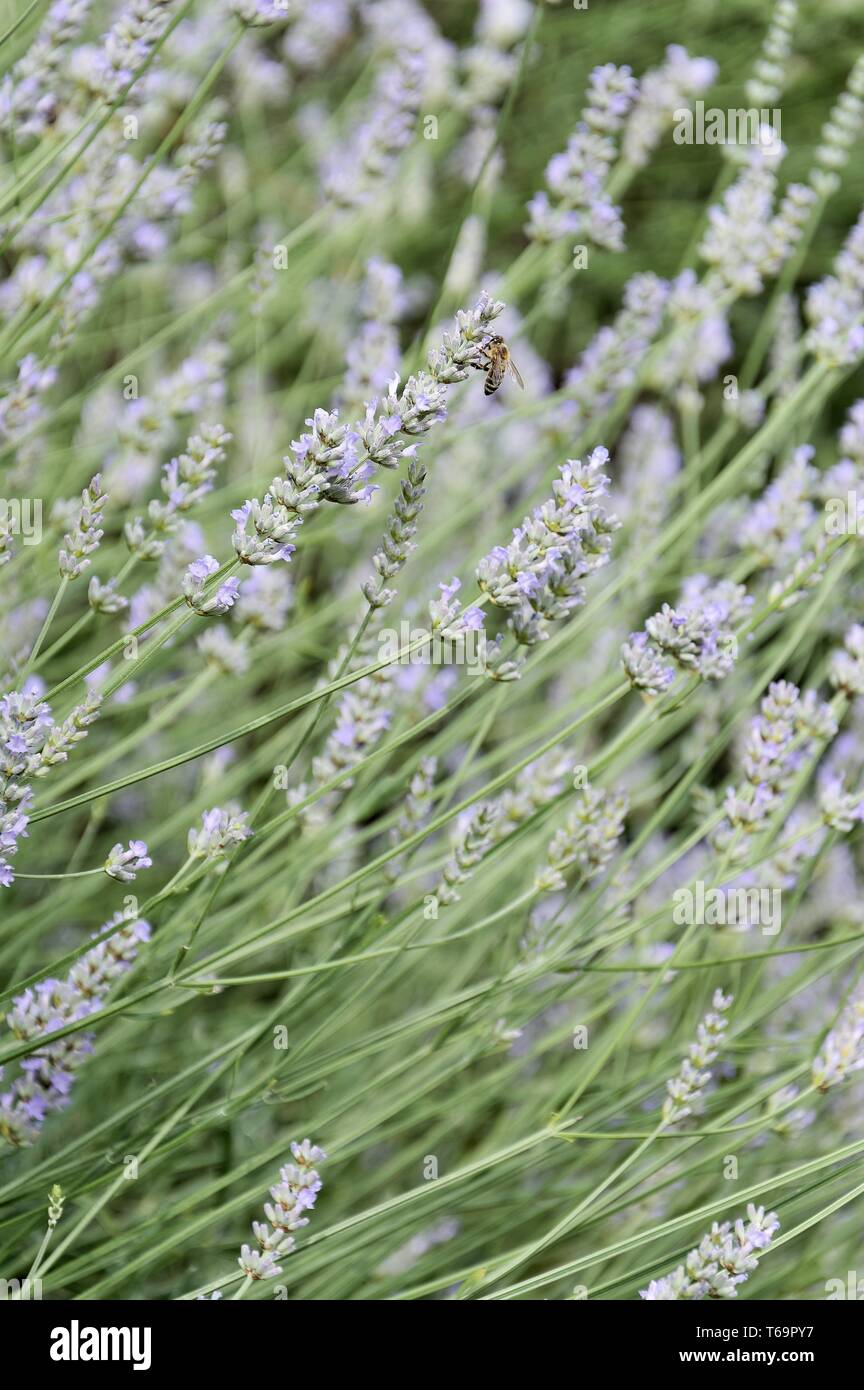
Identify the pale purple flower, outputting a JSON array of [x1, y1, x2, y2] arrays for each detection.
[[623, 45, 717, 169], [187, 806, 253, 863], [819, 774, 864, 833], [477, 448, 619, 652], [1, 686, 100, 886], [562, 273, 669, 435], [0, 0, 92, 142], [1, 914, 151, 1148], [526, 64, 636, 250], [183, 556, 241, 616], [236, 1141, 326, 1281], [58, 474, 107, 579], [830, 624, 864, 697], [534, 785, 629, 890], [806, 212, 864, 367], [710, 680, 832, 863], [640, 1203, 779, 1299], [624, 577, 750, 694], [104, 839, 152, 883], [661, 990, 733, 1124], [283, 0, 353, 72], [320, 49, 426, 209]]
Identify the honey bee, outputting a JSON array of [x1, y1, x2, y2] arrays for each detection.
[[474, 334, 525, 396]]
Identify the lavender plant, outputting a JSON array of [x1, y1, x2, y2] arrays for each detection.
[[0, 0, 862, 1314]]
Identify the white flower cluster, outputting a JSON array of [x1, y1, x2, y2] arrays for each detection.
[[238, 1140, 326, 1281], [640, 1203, 779, 1299], [661, 989, 733, 1124]]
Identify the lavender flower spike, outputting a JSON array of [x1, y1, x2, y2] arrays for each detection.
[[812, 977, 864, 1091], [238, 1140, 327, 1281], [526, 63, 637, 251], [534, 784, 628, 890], [1, 686, 101, 887], [661, 989, 733, 1124], [475, 447, 620, 668], [0, 913, 151, 1148], [623, 578, 750, 695], [58, 475, 107, 579], [231, 293, 504, 572], [640, 1203, 779, 1299], [622, 46, 717, 170]]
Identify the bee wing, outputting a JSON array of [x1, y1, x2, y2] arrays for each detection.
[[507, 358, 525, 390]]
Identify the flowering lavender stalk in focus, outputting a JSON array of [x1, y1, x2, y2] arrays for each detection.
[[0, 913, 151, 1147], [661, 989, 733, 1124], [363, 457, 427, 610], [104, 839, 152, 883], [640, 1203, 779, 1299], [237, 1140, 326, 1281], [231, 292, 504, 569]]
